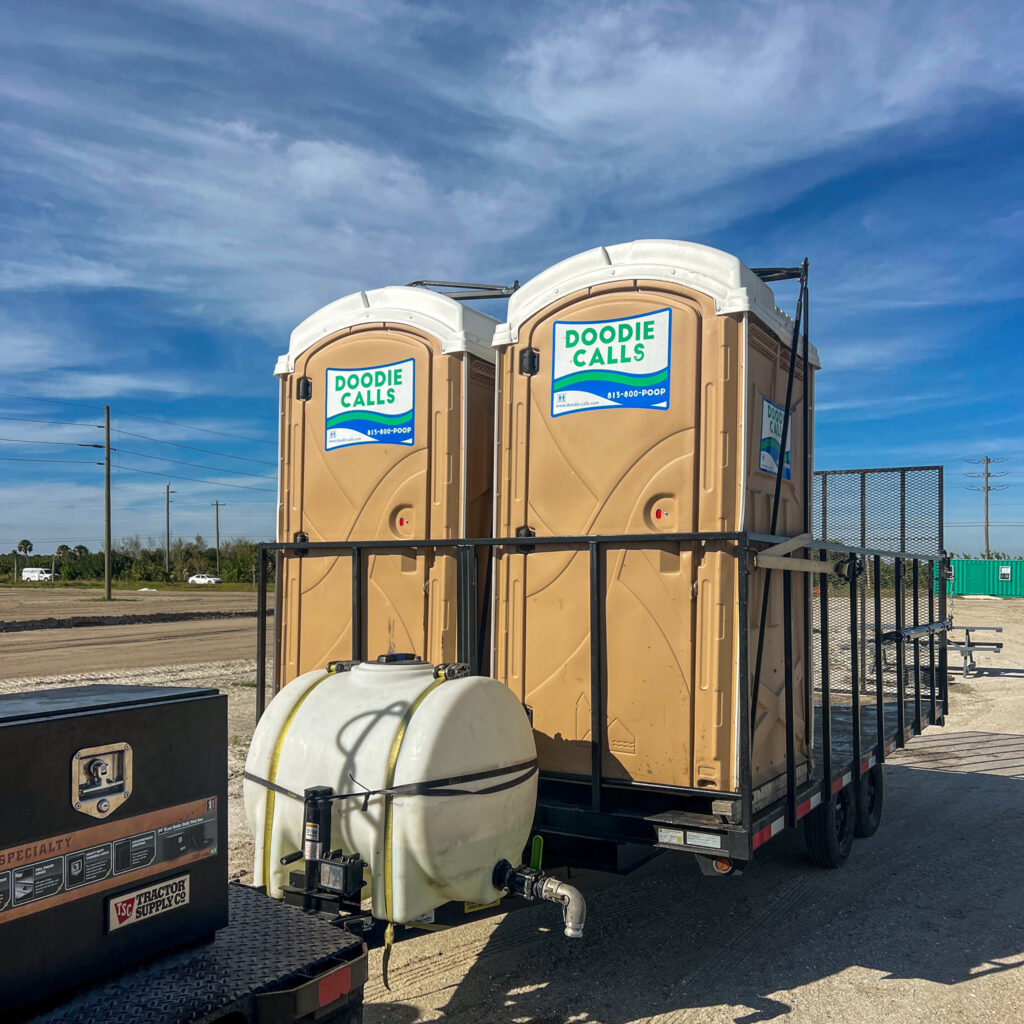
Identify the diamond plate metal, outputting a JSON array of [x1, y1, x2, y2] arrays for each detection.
[[31, 884, 363, 1024]]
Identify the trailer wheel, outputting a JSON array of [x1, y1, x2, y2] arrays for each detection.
[[854, 764, 884, 838], [804, 785, 855, 868]]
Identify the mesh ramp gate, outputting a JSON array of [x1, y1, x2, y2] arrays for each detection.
[[811, 467, 946, 759]]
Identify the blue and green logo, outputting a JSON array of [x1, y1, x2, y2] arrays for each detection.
[[550, 308, 671, 417], [325, 359, 415, 450]]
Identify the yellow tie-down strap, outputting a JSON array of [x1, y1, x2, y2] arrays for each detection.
[[261, 671, 334, 891], [381, 669, 451, 989]]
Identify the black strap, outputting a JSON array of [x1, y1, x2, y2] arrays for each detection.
[[243, 772, 304, 801], [243, 758, 538, 809]]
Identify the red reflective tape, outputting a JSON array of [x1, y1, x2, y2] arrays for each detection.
[[831, 777, 843, 794], [752, 817, 784, 849], [318, 965, 352, 1007], [796, 799, 811, 819]]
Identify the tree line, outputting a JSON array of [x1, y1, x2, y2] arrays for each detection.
[[2, 536, 274, 584]]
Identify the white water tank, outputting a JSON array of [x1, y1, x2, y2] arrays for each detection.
[[244, 658, 537, 924]]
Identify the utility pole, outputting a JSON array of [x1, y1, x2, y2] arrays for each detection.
[[211, 500, 225, 574], [104, 405, 112, 600], [965, 456, 1009, 559], [165, 483, 178, 574]]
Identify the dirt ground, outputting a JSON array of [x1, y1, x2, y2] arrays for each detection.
[[0, 585, 257, 622], [0, 618, 271, 676], [2, 597, 1021, 1023]]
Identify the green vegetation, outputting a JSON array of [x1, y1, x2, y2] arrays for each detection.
[[1, 535, 275, 586]]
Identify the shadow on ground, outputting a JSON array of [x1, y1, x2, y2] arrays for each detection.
[[366, 731, 1024, 1024]]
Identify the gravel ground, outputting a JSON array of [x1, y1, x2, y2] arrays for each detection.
[[0, 585, 257, 622], [3, 597, 1021, 1022]]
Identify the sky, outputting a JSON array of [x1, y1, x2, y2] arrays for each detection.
[[2, 0, 1023, 557]]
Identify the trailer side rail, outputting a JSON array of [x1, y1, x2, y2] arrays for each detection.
[[255, 532, 949, 865]]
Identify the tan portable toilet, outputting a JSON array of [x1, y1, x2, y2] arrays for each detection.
[[492, 240, 819, 807], [274, 287, 497, 689]]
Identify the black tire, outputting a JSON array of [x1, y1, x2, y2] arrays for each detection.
[[855, 764, 884, 838], [804, 785, 855, 868]]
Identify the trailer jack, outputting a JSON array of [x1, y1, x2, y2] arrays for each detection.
[[493, 860, 587, 938]]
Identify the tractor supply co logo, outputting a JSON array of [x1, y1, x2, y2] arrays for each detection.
[[551, 308, 671, 417], [325, 359, 415, 450], [759, 398, 792, 480], [108, 874, 190, 931]]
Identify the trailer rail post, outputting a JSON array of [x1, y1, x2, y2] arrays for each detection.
[[351, 545, 363, 661], [873, 555, 885, 764], [939, 553, 950, 719], [819, 560, 833, 802], [588, 541, 605, 813], [895, 557, 906, 748], [256, 543, 268, 721], [783, 571, 797, 826], [738, 536, 753, 846], [928, 559, 937, 726], [912, 559, 922, 733], [456, 542, 480, 673], [272, 549, 283, 701], [848, 558, 862, 784]]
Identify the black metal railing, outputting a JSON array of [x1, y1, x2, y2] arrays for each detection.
[[255, 532, 949, 855]]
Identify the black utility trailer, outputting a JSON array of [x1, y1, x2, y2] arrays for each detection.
[[254, 522, 950, 900], [22, 883, 367, 1024]]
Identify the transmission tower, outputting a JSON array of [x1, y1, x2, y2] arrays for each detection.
[[964, 456, 1009, 559]]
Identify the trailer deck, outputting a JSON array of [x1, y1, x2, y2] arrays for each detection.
[[25, 884, 367, 1024]]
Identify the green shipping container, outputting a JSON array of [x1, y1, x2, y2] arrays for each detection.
[[948, 559, 1024, 597]]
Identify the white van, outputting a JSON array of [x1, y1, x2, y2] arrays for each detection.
[[21, 568, 58, 582]]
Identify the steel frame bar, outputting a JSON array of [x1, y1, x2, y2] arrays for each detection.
[[252, 531, 947, 867]]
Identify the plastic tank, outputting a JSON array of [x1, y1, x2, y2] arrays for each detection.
[[244, 659, 537, 923], [274, 287, 497, 688], [492, 240, 820, 806]]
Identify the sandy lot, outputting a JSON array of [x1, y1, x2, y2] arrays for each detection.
[[0, 585, 258, 623], [0, 618, 271, 676], [2, 597, 1021, 1023]]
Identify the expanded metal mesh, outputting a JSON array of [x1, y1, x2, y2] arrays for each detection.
[[813, 466, 944, 556], [808, 468, 944, 749]]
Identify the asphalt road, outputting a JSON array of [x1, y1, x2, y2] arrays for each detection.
[[0, 618, 270, 677]]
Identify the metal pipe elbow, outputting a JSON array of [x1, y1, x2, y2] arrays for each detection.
[[539, 877, 586, 939]]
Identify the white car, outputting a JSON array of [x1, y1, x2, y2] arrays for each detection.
[[187, 574, 223, 585]]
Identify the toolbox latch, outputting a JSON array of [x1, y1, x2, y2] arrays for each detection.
[[72, 743, 133, 818]]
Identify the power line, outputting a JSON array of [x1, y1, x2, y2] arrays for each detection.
[[964, 456, 1010, 559], [111, 464, 275, 492], [0, 391, 104, 412], [113, 428, 275, 467], [0, 456, 101, 465], [115, 411, 275, 446], [112, 447, 274, 480], [1, 392, 275, 446], [0, 414, 101, 428], [0, 437, 103, 448]]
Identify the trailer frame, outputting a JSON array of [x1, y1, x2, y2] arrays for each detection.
[[255, 529, 949, 875]]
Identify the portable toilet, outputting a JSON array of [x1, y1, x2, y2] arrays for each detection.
[[275, 287, 497, 689], [492, 240, 819, 805]]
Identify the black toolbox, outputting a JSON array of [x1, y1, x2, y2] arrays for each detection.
[[0, 685, 228, 1014]]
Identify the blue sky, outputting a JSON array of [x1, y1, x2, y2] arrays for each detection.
[[2, 0, 1023, 555]]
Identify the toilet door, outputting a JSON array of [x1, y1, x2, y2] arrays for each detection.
[[504, 284, 705, 787]]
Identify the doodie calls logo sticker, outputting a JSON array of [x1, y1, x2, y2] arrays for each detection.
[[551, 308, 671, 417], [325, 359, 415, 450]]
